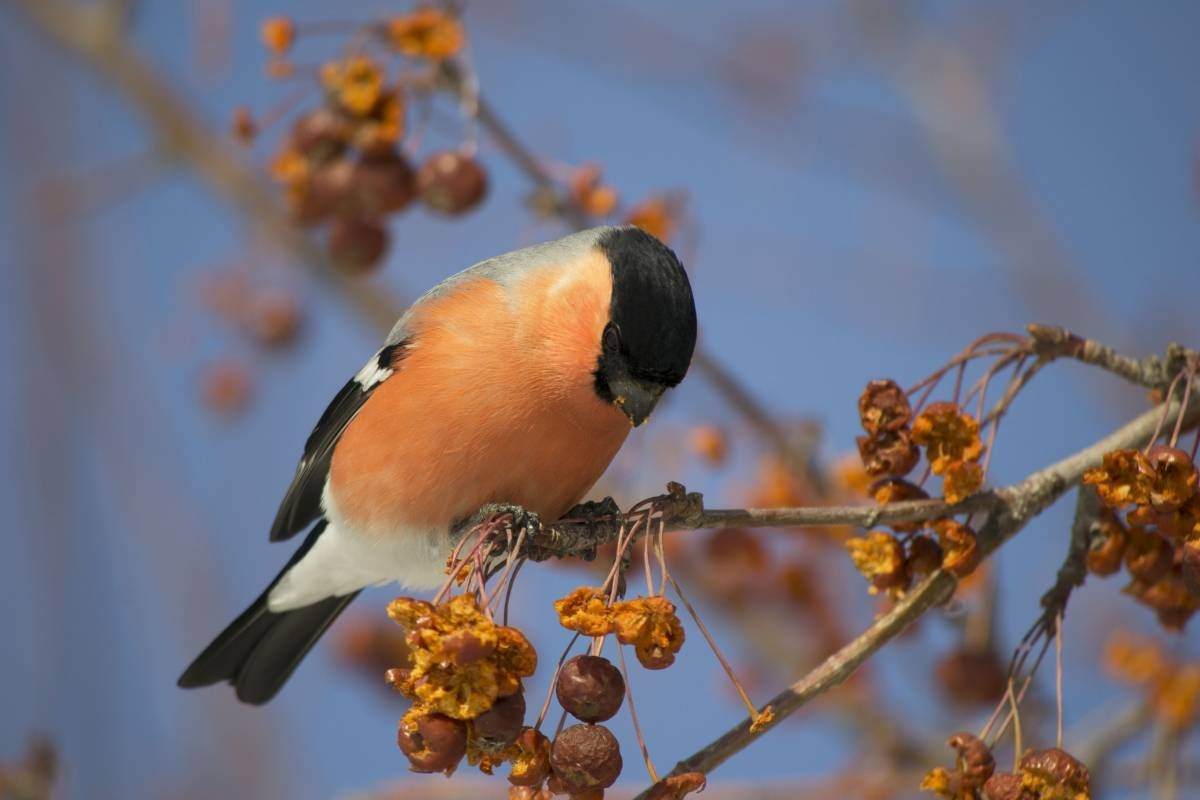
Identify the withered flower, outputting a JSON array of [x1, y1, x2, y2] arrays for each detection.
[[321, 56, 385, 116], [507, 727, 552, 787], [612, 596, 685, 670], [934, 519, 981, 578], [911, 402, 983, 475], [943, 460, 984, 504], [1082, 449, 1151, 509], [554, 587, 614, 636], [387, 8, 465, 61], [846, 531, 908, 593]]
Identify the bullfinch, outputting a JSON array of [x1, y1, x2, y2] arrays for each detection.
[[178, 225, 697, 704]]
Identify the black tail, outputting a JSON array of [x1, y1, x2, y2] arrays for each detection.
[[178, 522, 360, 705]]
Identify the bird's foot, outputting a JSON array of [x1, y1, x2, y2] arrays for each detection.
[[558, 496, 622, 563], [562, 496, 621, 523], [470, 502, 542, 536]]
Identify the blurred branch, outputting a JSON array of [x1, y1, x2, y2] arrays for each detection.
[[628, 383, 1200, 795]]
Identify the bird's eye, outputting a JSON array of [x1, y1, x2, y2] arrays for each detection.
[[602, 323, 621, 355]]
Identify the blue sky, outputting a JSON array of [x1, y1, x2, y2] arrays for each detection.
[[2, 1, 1198, 797]]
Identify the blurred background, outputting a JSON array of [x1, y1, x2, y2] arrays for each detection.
[[2, 1, 1198, 798]]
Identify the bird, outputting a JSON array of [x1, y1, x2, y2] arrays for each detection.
[[178, 225, 698, 704]]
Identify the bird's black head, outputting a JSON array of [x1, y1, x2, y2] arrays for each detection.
[[594, 226, 697, 426]]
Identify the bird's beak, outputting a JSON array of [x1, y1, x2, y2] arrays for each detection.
[[610, 377, 664, 427]]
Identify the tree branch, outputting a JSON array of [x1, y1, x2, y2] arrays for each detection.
[[628, 388, 1200, 797]]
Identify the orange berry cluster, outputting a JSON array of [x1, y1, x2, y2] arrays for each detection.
[[244, 9, 486, 275], [847, 381, 986, 595], [920, 732, 1090, 800], [386, 595, 536, 776], [1082, 445, 1200, 629], [554, 588, 686, 670]]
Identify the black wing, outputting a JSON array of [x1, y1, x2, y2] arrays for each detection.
[[268, 343, 407, 541]]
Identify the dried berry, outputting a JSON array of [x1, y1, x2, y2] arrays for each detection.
[[936, 648, 1007, 706], [350, 149, 417, 216], [549, 723, 623, 792], [474, 690, 526, 749], [290, 107, 352, 162], [907, 535, 945, 577], [625, 193, 684, 243], [245, 291, 302, 349], [981, 772, 1025, 800], [418, 151, 488, 215], [1018, 748, 1090, 796], [1086, 509, 1128, 576], [508, 727, 552, 787], [201, 360, 252, 417], [327, 216, 388, 273], [947, 732, 994, 789], [397, 712, 467, 773], [441, 628, 496, 666], [871, 477, 929, 532], [1142, 444, 1198, 512], [857, 429, 920, 478], [569, 164, 619, 217], [556, 655, 625, 723], [1124, 526, 1173, 583], [1182, 536, 1200, 595], [858, 379, 912, 434]]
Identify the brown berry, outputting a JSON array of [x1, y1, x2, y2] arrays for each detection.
[[856, 429, 920, 477], [907, 535, 944, 577], [417, 151, 488, 215], [1125, 526, 1173, 583], [201, 361, 252, 417], [397, 713, 467, 773], [858, 378, 912, 434], [550, 723, 623, 792], [475, 691, 526, 749], [246, 291, 303, 349], [291, 107, 351, 162], [350, 149, 417, 216], [947, 732, 994, 789], [327, 217, 388, 274], [442, 629, 496, 666], [871, 477, 930, 532], [1182, 537, 1200, 595], [982, 772, 1026, 800], [556, 655, 625, 723], [936, 648, 1007, 706], [1018, 747, 1090, 793], [1087, 510, 1128, 576]]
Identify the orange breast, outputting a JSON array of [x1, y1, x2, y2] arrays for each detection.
[[328, 249, 630, 533]]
